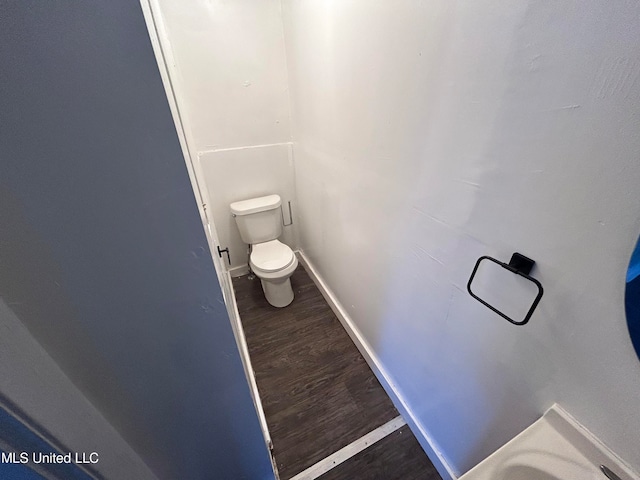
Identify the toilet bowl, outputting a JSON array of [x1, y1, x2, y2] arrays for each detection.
[[250, 240, 298, 307], [230, 194, 297, 307]]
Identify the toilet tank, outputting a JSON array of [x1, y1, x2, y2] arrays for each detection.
[[230, 194, 282, 244]]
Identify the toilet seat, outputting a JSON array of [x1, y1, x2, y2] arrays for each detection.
[[250, 240, 295, 273]]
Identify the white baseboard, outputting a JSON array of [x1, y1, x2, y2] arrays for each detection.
[[296, 250, 458, 480], [223, 271, 278, 479], [229, 264, 250, 278]]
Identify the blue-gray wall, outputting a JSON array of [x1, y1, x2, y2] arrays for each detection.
[[0, 2, 273, 479]]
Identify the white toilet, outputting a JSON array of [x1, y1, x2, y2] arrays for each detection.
[[230, 194, 298, 307]]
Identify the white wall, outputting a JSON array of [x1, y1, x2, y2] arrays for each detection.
[[282, 0, 640, 476], [153, 0, 295, 270]]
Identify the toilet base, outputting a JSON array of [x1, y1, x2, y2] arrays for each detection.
[[261, 277, 294, 308]]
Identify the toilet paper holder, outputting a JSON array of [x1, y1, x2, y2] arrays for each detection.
[[281, 200, 293, 227], [467, 253, 544, 326]]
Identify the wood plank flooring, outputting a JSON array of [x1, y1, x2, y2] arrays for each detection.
[[232, 264, 440, 480], [317, 426, 442, 480]]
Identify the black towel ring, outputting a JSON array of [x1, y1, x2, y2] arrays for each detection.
[[467, 253, 544, 326]]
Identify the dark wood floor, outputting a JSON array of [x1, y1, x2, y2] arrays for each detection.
[[317, 426, 442, 480], [232, 264, 441, 480]]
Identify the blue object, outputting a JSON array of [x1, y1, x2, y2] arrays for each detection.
[[0, 452, 45, 480], [626, 238, 640, 358], [0, 406, 91, 480], [626, 239, 640, 282]]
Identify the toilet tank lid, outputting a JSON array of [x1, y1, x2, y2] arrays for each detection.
[[230, 194, 281, 216]]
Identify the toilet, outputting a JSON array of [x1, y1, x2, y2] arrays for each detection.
[[230, 194, 298, 307]]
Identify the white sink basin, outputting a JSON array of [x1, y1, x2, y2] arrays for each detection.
[[459, 405, 639, 480]]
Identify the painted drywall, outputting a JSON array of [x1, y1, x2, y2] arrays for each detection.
[[200, 145, 297, 268], [152, 0, 296, 271], [153, 0, 290, 151], [282, 0, 640, 476], [0, 2, 273, 480]]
